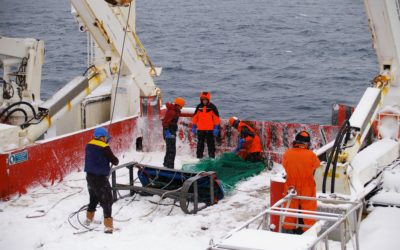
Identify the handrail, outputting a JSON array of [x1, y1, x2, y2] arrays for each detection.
[[210, 193, 363, 250]]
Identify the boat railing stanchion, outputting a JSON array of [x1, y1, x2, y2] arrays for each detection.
[[129, 164, 134, 196], [339, 219, 346, 250], [209, 174, 214, 205], [324, 235, 329, 250], [111, 167, 117, 201], [193, 181, 198, 213]]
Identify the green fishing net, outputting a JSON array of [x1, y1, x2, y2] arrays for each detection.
[[182, 153, 265, 192]]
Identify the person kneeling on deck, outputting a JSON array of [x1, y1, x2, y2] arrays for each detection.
[[282, 131, 320, 234], [162, 97, 185, 169], [84, 127, 119, 234], [192, 91, 220, 159], [228, 117, 263, 162]]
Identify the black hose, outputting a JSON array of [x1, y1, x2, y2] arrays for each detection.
[[322, 120, 350, 193], [330, 124, 350, 193], [322, 123, 344, 193], [0, 101, 38, 121], [3, 108, 28, 123], [82, 65, 95, 76], [328, 126, 347, 193]]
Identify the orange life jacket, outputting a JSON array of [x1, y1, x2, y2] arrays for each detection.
[[237, 122, 262, 153]]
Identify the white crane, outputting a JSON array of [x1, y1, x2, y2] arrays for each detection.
[[0, 0, 160, 148]]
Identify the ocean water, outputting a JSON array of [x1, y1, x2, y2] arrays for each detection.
[[0, 0, 377, 124]]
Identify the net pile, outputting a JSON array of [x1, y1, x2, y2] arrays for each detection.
[[182, 153, 265, 192]]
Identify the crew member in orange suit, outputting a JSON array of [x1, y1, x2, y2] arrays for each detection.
[[228, 117, 263, 162], [282, 131, 320, 234], [192, 92, 220, 158]]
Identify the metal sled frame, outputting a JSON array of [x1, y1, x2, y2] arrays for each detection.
[[209, 193, 363, 250], [110, 162, 220, 214]]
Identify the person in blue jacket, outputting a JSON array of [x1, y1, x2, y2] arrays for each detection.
[[84, 127, 119, 234]]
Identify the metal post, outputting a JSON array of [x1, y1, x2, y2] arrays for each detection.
[[129, 165, 134, 196], [262, 211, 269, 230], [325, 236, 329, 250], [354, 206, 362, 250], [111, 171, 117, 202], [210, 175, 214, 205], [340, 221, 346, 250], [194, 181, 198, 214], [279, 198, 292, 232]]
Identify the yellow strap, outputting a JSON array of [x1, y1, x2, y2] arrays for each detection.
[[88, 139, 108, 148]]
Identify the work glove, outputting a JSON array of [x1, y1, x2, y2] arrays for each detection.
[[238, 138, 245, 148], [213, 125, 219, 137], [164, 130, 174, 139], [192, 125, 197, 135], [232, 138, 245, 154]]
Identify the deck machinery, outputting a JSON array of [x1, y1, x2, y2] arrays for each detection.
[[1, 0, 400, 248], [210, 0, 400, 249]]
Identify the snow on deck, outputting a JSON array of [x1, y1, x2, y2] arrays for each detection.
[[360, 207, 400, 250], [0, 151, 270, 250], [1, 150, 400, 250]]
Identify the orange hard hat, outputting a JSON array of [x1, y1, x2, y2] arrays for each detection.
[[174, 97, 185, 107], [200, 91, 211, 101], [228, 116, 238, 126]]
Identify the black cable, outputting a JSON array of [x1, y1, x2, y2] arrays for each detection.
[[20, 111, 48, 129], [0, 101, 38, 121], [68, 204, 89, 230], [322, 120, 350, 193], [330, 125, 350, 193], [3, 108, 28, 123], [82, 65, 95, 76], [322, 123, 344, 192], [326, 126, 347, 193], [323, 125, 346, 193]]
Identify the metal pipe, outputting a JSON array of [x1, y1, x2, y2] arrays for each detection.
[[26, 68, 107, 142], [268, 210, 340, 222], [271, 206, 342, 217]]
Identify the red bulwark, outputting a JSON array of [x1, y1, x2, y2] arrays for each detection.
[[0, 117, 138, 199], [1, 111, 340, 200], [177, 117, 340, 163]]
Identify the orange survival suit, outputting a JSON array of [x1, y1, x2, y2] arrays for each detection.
[[229, 117, 263, 162], [282, 131, 320, 233]]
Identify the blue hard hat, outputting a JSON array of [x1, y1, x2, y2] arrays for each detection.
[[93, 127, 109, 139]]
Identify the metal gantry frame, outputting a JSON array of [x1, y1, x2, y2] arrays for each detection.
[[209, 192, 363, 250]]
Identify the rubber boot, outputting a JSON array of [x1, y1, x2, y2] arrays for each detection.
[[85, 211, 95, 226], [104, 217, 113, 234], [281, 228, 295, 234]]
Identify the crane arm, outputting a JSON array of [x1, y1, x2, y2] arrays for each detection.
[[70, 0, 157, 96]]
